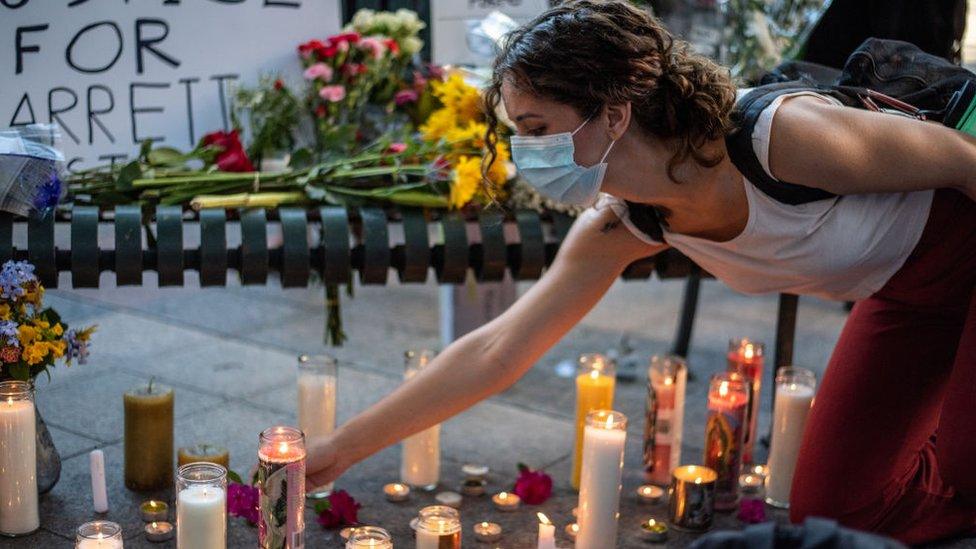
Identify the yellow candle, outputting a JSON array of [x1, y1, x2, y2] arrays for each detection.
[[571, 354, 615, 490]]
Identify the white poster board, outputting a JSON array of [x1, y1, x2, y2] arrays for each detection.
[[1, 0, 341, 169], [430, 0, 549, 66]]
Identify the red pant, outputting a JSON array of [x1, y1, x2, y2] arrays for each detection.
[[791, 189, 976, 545]]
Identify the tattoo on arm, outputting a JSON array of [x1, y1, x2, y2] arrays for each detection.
[[601, 220, 621, 234]]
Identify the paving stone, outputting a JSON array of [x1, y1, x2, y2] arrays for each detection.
[[1, 529, 73, 548], [46, 425, 100, 460]]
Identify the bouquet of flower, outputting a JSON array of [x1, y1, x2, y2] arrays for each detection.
[[0, 261, 95, 382]]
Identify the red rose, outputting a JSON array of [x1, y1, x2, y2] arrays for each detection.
[[298, 39, 327, 57], [315, 105, 327, 118], [512, 464, 553, 505], [384, 38, 400, 56], [201, 130, 254, 172], [273, 79, 285, 91], [315, 489, 360, 529], [330, 31, 360, 44]]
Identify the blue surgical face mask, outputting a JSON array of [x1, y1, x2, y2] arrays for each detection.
[[510, 116, 616, 207]]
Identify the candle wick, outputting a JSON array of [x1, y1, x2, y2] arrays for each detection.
[[147, 376, 155, 394]]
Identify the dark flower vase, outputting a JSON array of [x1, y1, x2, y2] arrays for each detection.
[[35, 406, 61, 494]]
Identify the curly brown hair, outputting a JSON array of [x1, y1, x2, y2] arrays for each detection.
[[482, 0, 737, 190]]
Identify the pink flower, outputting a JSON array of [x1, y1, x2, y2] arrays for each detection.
[[413, 71, 428, 93], [303, 63, 334, 81], [227, 483, 259, 524], [386, 143, 408, 154], [319, 85, 346, 102], [341, 63, 367, 78], [315, 490, 361, 529], [512, 463, 552, 505], [394, 89, 419, 106], [737, 498, 766, 524], [358, 37, 386, 60]]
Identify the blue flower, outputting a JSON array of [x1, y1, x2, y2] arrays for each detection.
[[33, 172, 63, 211], [0, 320, 18, 348], [66, 329, 90, 365], [0, 260, 37, 300]]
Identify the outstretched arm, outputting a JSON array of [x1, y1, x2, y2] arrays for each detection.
[[306, 206, 665, 487], [768, 95, 976, 200]]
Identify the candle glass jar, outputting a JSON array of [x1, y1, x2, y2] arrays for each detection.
[[177, 462, 227, 549], [400, 349, 441, 492], [644, 354, 687, 486], [297, 354, 337, 500], [572, 353, 616, 490], [576, 410, 627, 549], [726, 338, 765, 465], [765, 366, 817, 509], [703, 372, 750, 511], [0, 381, 38, 538], [258, 426, 306, 549], [75, 520, 123, 548], [668, 465, 717, 532], [415, 505, 461, 549], [346, 526, 393, 549]]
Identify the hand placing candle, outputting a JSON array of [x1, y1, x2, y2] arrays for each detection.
[[537, 513, 556, 549]]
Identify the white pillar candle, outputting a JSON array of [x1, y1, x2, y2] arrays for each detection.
[[177, 462, 227, 549], [177, 484, 226, 549], [297, 354, 337, 498], [765, 367, 817, 508], [0, 381, 39, 536], [401, 350, 440, 490], [576, 410, 627, 549], [90, 450, 108, 514], [536, 513, 556, 549]]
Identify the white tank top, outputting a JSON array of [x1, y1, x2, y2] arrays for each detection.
[[601, 91, 933, 302]]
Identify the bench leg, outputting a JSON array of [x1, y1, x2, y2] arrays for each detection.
[[671, 265, 702, 359]]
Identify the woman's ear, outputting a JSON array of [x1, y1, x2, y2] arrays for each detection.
[[605, 102, 632, 140]]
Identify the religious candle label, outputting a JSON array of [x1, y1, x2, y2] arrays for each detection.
[[259, 459, 305, 549]]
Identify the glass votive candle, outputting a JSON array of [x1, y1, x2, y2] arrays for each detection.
[[297, 354, 338, 500], [473, 521, 502, 542], [704, 372, 750, 511], [144, 521, 174, 542], [345, 526, 393, 549], [75, 520, 123, 548], [176, 462, 227, 549], [637, 484, 666, 504], [668, 465, 717, 532], [640, 518, 669, 543], [491, 491, 521, 511], [383, 482, 410, 502], [416, 505, 461, 549], [258, 426, 306, 549], [140, 500, 169, 522]]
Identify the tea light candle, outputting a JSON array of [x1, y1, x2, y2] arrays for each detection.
[[668, 465, 717, 532], [383, 483, 410, 502], [145, 521, 174, 543], [738, 473, 764, 494], [140, 500, 169, 522], [461, 478, 486, 496], [640, 518, 668, 543], [473, 521, 502, 543], [537, 513, 556, 549], [565, 523, 579, 541], [462, 463, 489, 481], [750, 464, 768, 477], [435, 491, 462, 509], [637, 484, 665, 504], [491, 491, 520, 511]]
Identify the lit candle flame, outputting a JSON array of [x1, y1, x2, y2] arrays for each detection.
[[694, 477, 703, 485], [537, 512, 551, 525], [589, 369, 600, 380], [664, 376, 674, 386], [647, 519, 657, 527], [743, 343, 755, 360], [604, 414, 614, 429], [719, 381, 729, 397], [278, 441, 289, 455]]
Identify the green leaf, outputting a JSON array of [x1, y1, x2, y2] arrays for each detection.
[[9, 363, 29, 381], [115, 161, 143, 191], [138, 139, 154, 161], [289, 148, 314, 169], [227, 470, 244, 485], [147, 147, 188, 167], [313, 499, 332, 514]]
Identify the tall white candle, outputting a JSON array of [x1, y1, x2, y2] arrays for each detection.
[[90, 450, 108, 513], [536, 513, 556, 549], [576, 410, 627, 549], [765, 367, 817, 508], [0, 381, 39, 536], [401, 350, 440, 490], [297, 354, 337, 498], [177, 484, 226, 549]]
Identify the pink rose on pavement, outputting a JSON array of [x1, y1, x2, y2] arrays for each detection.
[[512, 463, 553, 505], [303, 63, 334, 81], [319, 85, 346, 102], [394, 89, 419, 106]]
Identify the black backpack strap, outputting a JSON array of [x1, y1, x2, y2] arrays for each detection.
[[726, 83, 848, 205], [623, 200, 665, 243]]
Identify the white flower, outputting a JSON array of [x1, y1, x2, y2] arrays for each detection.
[[351, 8, 375, 30], [401, 36, 424, 55]]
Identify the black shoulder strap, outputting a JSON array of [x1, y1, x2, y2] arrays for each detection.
[[623, 200, 665, 243], [726, 83, 847, 205]]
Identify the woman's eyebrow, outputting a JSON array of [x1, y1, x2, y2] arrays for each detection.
[[513, 113, 543, 122]]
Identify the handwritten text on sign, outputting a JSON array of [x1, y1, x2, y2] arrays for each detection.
[[1, 0, 340, 169]]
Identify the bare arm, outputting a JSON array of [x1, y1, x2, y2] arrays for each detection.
[[306, 206, 665, 486], [768, 96, 976, 199]]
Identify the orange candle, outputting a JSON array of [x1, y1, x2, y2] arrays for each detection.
[[571, 354, 615, 490]]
